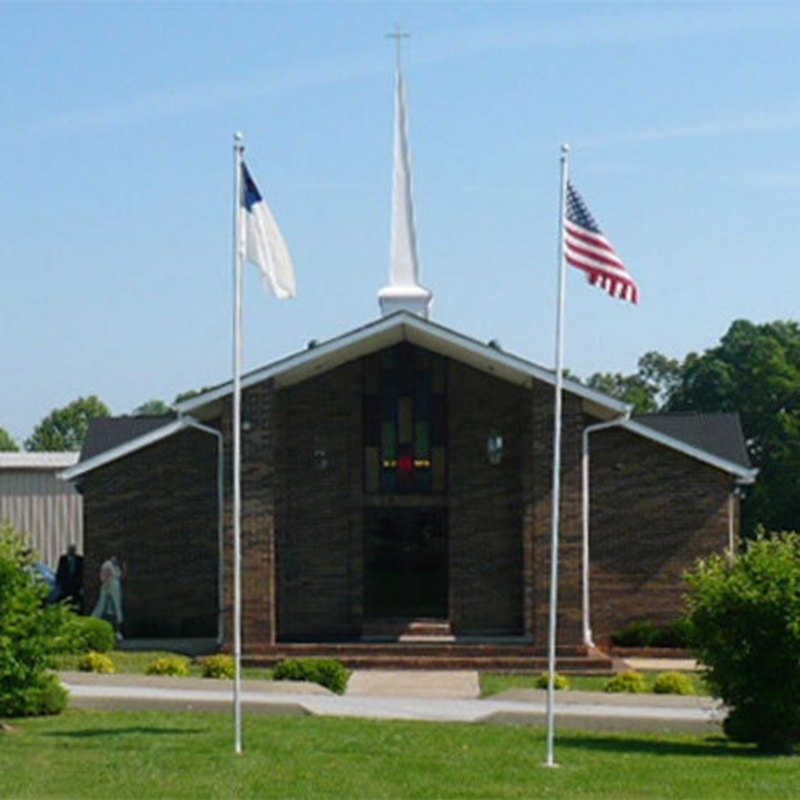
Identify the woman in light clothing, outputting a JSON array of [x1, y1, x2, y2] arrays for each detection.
[[92, 556, 124, 639]]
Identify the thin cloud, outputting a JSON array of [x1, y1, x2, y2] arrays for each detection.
[[34, 6, 800, 134]]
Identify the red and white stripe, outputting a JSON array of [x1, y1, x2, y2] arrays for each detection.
[[564, 220, 639, 304]]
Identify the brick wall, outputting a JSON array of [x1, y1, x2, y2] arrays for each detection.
[[588, 425, 732, 639], [272, 362, 363, 641], [81, 428, 218, 638], [529, 386, 585, 646], [448, 360, 526, 635]]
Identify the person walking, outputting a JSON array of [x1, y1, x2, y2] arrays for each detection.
[[92, 555, 124, 639]]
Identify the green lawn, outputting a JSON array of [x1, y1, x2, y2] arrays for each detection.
[[480, 672, 708, 697], [53, 651, 273, 680], [1, 709, 796, 799]]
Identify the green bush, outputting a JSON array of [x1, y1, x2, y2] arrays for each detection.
[[54, 615, 116, 654], [0, 523, 72, 718], [146, 655, 191, 677], [653, 618, 693, 649], [198, 654, 235, 679], [611, 620, 661, 647], [684, 530, 800, 753], [77, 651, 115, 674], [604, 670, 647, 693], [273, 658, 350, 694], [535, 672, 571, 690], [652, 671, 695, 695], [0, 673, 68, 718]]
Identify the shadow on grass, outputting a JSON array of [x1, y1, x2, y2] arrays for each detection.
[[556, 733, 774, 759], [45, 727, 207, 738]]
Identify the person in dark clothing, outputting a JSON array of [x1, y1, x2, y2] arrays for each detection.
[[55, 544, 84, 611]]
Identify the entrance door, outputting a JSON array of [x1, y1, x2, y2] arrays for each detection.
[[363, 508, 447, 619]]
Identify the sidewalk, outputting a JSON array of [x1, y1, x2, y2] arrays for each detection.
[[59, 670, 724, 735]]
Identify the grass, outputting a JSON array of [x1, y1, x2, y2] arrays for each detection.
[[1, 709, 797, 799], [53, 651, 273, 680], [480, 671, 708, 697]]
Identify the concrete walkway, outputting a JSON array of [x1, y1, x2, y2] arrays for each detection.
[[59, 671, 724, 735]]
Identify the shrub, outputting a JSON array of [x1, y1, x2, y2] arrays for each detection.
[[54, 615, 116, 654], [0, 523, 72, 718], [198, 654, 235, 679], [535, 672, 571, 690], [146, 655, 191, 677], [653, 618, 693, 649], [610, 620, 661, 647], [77, 651, 115, 674], [604, 670, 647, 693], [684, 530, 800, 753], [652, 671, 695, 695], [0, 673, 68, 718], [273, 658, 350, 694]]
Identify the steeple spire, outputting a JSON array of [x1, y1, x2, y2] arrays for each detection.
[[378, 25, 433, 319]]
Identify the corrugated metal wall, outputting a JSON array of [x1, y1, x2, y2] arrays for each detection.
[[0, 470, 83, 566]]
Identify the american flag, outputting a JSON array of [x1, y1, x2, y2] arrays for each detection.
[[564, 181, 639, 303]]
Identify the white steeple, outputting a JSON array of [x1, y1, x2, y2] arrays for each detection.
[[378, 26, 433, 319]]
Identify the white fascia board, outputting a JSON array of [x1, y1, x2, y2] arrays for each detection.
[[621, 419, 758, 483], [0, 452, 79, 470], [59, 419, 190, 482], [176, 312, 631, 416]]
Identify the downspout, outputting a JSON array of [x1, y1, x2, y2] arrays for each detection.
[[581, 409, 631, 648], [180, 414, 225, 647]]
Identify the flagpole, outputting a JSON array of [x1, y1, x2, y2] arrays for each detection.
[[545, 143, 569, 768], [232, 131, 244, 755]]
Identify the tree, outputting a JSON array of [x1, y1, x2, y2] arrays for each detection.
[[665, 320, 800, 534], [684, 530, 800, 753], [25, 396, 110, 452], [174, 387, 213, 405], [132, 399, 173, 416], [0, 523, 69, 717], [0, 426, 19, 451], [585, 371, 658, 413]]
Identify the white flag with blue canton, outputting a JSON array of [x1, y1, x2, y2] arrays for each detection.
[[240, 162, 296, 299]]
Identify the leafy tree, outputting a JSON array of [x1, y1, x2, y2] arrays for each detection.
[[25, 396, 110, 452], [0, 523, 70, 717], [586, 371, 658, 413], [174, 386, 213, 404], [684, 530, 800, 753], [0, 426, 19, 451], [132, 399, 173, 416], [665, 320, 800, 534]]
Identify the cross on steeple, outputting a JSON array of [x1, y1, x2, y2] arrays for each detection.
[[385, 23, 410, 72]]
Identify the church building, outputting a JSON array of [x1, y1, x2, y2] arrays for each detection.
[[61, 50, 755, 665]]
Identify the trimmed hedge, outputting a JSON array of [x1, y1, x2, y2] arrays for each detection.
[[535, 672, 571, 691], [77, 651, 115, 674], [198, 654, 235, 679], [273, 658, 350, 694], [55, 615, 116, 654], [604, 670, 647, 693], [146, 655, 191, 677], [611, 619, 692, 649]]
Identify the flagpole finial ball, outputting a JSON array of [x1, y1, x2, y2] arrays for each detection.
[[234, 131, 243, 142], [561, 143, 570, 154]]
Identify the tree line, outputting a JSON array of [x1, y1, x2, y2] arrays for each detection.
[[3, 319, 798, 534]]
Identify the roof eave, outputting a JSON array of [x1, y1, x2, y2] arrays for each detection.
[[621, 418, 758, 482], [59, 419, 190, 482], [175, 311, 631, 417]]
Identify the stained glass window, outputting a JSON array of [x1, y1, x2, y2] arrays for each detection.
[[363, 344, 446, 494]]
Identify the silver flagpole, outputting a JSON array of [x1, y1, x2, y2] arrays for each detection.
[[545, 143, 569, 768], [232, 131, 244, 755]]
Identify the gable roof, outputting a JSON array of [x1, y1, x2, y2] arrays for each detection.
[[80, 416, 176, 461], [631, 413, 751, 469], [175, 311, 631, 418]]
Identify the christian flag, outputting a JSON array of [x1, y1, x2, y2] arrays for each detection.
[[564, 182, 639, 303], [240, 162, 296, 299]]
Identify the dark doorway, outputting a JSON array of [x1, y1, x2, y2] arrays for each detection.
[[363, 508, 447, 619]]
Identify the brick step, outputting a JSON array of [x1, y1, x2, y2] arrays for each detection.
[[245, 653, 613, 671], [241, 645, 613, 672], [241, 642, 592, 657], [362, 618, 454, 640]]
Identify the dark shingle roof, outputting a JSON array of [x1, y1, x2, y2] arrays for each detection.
[[80, 416, 175, 461], [631, 412, 751, 470]]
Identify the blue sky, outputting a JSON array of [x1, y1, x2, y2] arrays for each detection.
[[3, 2, 799, 445]]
